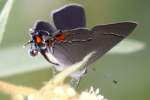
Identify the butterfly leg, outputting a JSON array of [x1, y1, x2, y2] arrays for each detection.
[[70, 67, 88, 88], [50, 47, 54, 54], [46, 41, 55, 54], [70, 65, 91, 88], [70, 77, 82, 88]]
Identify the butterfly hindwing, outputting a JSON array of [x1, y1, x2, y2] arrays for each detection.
[[34, 21, 56, 34]]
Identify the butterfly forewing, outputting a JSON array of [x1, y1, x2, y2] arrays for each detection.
[[92, 22, 137, 36], [53, 28, 92, 66], [52, 4, 86, 31], [53, 22, 137, 67]]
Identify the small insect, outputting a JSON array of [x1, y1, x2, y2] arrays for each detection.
[[113, 80, 118, 84], [24, 4, 137, 84]]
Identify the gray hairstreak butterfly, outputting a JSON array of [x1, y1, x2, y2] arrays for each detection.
[[24, 4, 137, 85]]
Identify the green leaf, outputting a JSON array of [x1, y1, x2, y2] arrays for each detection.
[[0, 46, 50, 77], [108, 39, 145, 54], [0, 0, 14, 44], [51, 51, 94, 83], [0, 39, 145, 77]]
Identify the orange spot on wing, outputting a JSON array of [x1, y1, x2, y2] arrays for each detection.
[[55, 33, 65, 41]]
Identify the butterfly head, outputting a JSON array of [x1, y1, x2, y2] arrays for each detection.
[[24, 29, 53, 57]]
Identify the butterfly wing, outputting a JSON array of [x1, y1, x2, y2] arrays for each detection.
[[88, 22, 137, 65], [52, 4, 86, 31], [34, 21, 56, 33], [52, 28, 92, 68], [52, 22, 137, 67]]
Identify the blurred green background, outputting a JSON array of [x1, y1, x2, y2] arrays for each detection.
[[0, 0, 149, 99]]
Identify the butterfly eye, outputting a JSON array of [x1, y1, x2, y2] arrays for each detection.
[[45, 39, 54, 46]]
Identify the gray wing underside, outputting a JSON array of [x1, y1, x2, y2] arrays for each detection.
[[53, 22, 137, 67], [52, 4, 86, 31]]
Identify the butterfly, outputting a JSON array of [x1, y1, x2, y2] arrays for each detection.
[[24, 4, 137, 82]]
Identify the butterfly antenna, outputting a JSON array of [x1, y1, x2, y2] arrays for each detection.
[[23, 40, 32, 48], [70, 77, 82, 89]]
